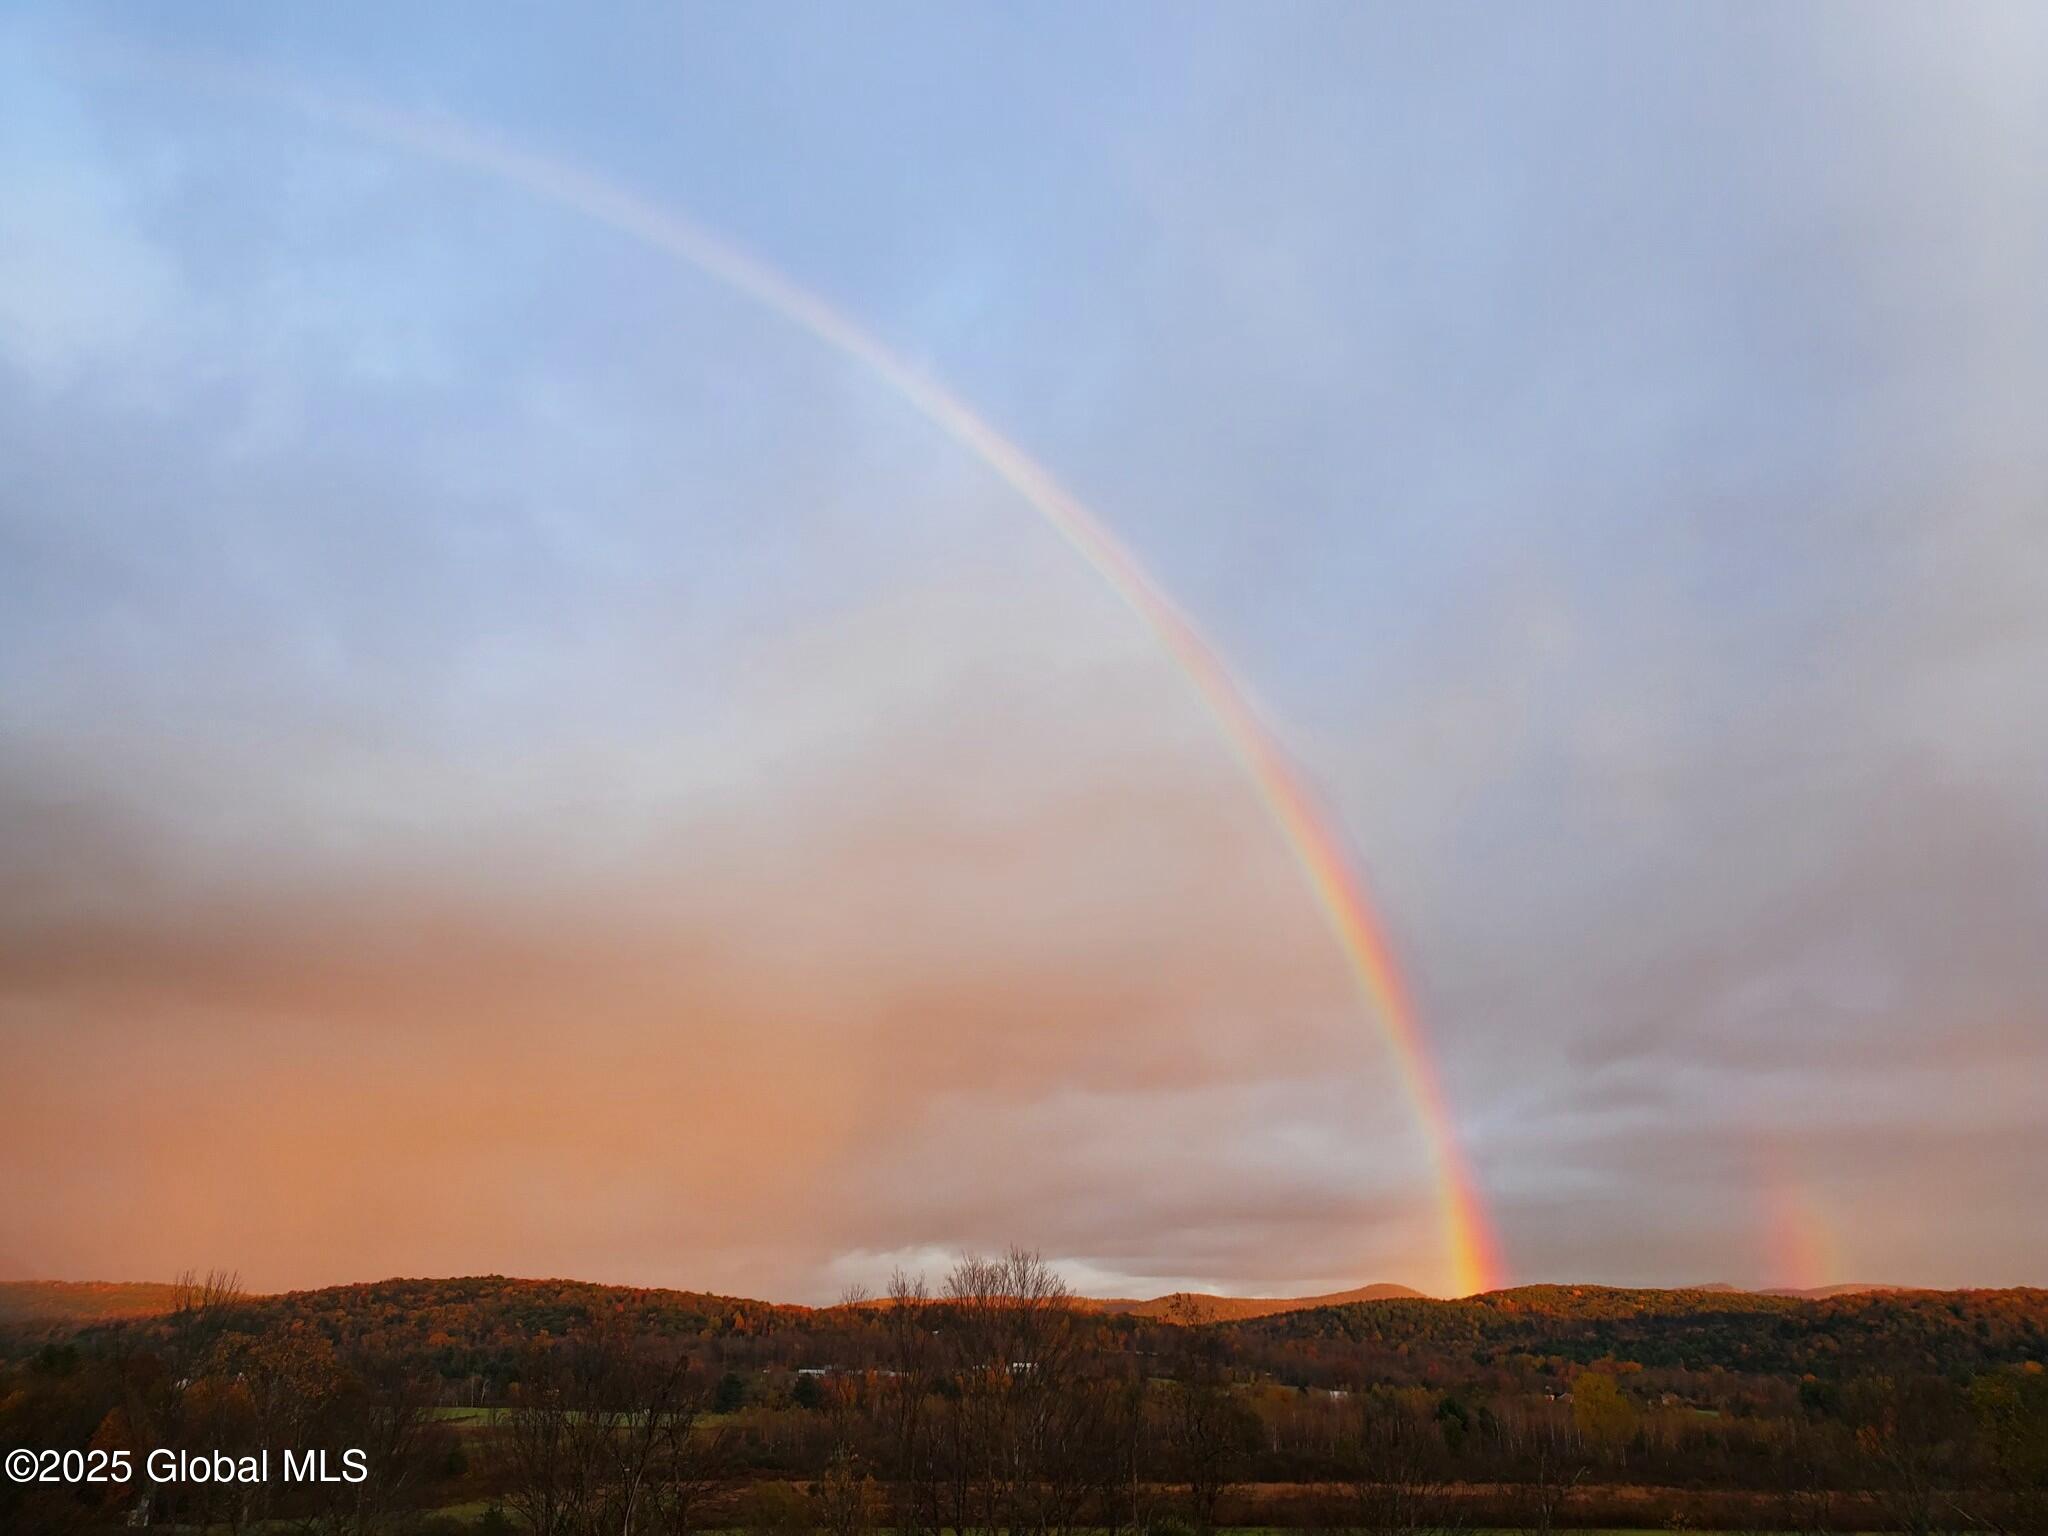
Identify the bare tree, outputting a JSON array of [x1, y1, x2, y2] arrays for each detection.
[[879, 1268, 942, 1536], [498, 1322, 733, 1536], [1338, 1394, 1458, 1536], [1165, 1333, 1258, 1535], [1968, 1369, 2048, 1536], [290, 1359, 446, 1536], [1771, 1420, 1840, 1536], [1097, 1372, 1156, 1536], [171, 1267, 244, 1315], [500, 1351, 580, 1536], [1850, 1373, 1968, 1536], [1508, 1434, 1583, 1536], [933, 1248, 1098, 1536]]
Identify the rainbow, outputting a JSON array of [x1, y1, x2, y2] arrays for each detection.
[[1760, 1158, 1838, 1293], [103, 47, 1507, 1296]]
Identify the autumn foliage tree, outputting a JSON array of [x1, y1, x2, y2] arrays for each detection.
[[1571, 1371, 1636, 1464]]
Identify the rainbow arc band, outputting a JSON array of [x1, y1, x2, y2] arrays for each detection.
[[112, 46, 1507, 1298]]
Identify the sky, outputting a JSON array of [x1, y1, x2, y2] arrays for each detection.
[[2, 2, 2044, 1301]]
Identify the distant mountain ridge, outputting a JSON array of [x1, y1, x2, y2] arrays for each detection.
[[0, 1274, 1936, 1327], [0, 1280, 187, 1324], [7, 1277, 2040, 1390], [1762, 1283, 1900, 1299], [1218, 1282, 2046, 1377], [1690, 1281, 1902, 1299], [1085, 1283, 1423, 1320], [0, 1276, 1425, 1326]]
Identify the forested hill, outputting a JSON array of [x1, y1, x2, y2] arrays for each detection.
[[1225, 1283, 2048, 1379], [0, 1276, 805, 1364], [0, 1281, 186, 1324], [1087, 1283, 1422, 1320], [0, 1275, 1422, 1329], [193, 1274, 807, 1349], [9, 1276, 2043, 1392]]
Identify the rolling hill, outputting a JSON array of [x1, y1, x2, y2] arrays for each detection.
[[0, 1280, 187, 1324], [1087, 1283, 1423, 1320], [7, 1273, 2042, 1392]]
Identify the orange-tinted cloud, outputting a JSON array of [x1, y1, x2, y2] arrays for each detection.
[[0, 585, 1426, 1299]]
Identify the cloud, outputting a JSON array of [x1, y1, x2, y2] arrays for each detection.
[[0, 551, 1430, 1296]]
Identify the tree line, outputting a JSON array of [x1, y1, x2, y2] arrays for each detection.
[[2, 1257, 2044, 1535]]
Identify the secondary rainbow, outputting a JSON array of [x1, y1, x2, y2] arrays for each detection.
[[114, 48, 1508, 1297]]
